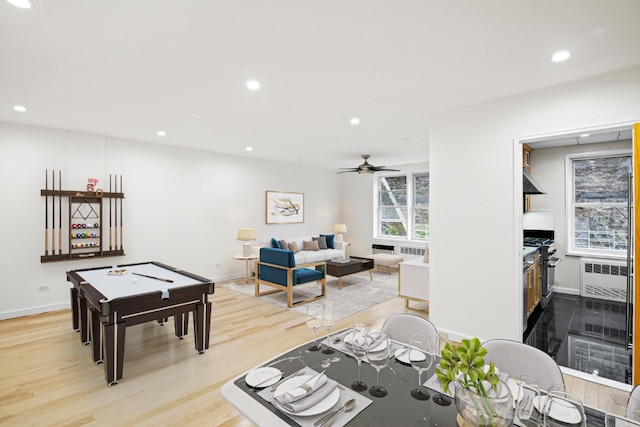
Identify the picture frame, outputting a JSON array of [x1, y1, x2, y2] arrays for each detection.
[[265, 191, 304, 224]]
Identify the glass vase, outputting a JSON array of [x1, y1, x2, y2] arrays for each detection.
[[454, 380, 514, 427]]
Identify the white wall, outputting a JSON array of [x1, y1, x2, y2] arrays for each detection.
[[529, 140, 632, 295], [425, 67, 640, 342], [0, 122, 342, 319]]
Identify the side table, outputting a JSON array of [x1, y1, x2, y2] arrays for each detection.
[[233, 255, 258, 284]]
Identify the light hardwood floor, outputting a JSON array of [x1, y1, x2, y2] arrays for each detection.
[[0, 281, 625, 426]]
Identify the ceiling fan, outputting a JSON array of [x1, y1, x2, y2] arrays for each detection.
[[338, 154, 400, 174]]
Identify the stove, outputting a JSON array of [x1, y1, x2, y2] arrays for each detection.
[[523, 212, 560, 309], [524, 237, 553, 247]]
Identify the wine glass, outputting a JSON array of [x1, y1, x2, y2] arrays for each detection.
[[408, 334, 434, 401], [543, 391, 586, 427], [605, 392, 640, 426], [321, 301, 335, 354], [517, 375, 540, 422], [367, 332, 390, 398], [306, 304, 323, 351], [347, 323, 368, 391]]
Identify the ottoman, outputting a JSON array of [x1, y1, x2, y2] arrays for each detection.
[[369, 253, 404, 273]]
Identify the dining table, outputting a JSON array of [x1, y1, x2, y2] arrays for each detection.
[[221, 328, 610, 426]]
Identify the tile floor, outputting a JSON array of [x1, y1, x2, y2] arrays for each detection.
[[525, 292, 632, 385]]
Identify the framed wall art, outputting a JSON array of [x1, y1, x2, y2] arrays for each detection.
[[265, 191, 304, 224]]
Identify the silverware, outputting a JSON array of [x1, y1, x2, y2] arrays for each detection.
[[251, 370, 284, 388], [318, 399, 356, 427], [269, 370, 305, 391]]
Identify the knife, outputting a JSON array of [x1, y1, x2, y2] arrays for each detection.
[[252, 370, 284, 388]]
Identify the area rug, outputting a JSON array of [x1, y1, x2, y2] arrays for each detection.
[[225, 271, 399, 320]]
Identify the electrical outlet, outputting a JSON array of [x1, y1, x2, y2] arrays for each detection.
[[37, 284, 50, 292]]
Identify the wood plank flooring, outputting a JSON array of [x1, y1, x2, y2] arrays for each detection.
[[0, 281, 626, 426]]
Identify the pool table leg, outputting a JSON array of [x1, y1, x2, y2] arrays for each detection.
[[70, 287, 80, 331], [89, 308, 103, 364], [193, 302, 212, 353], [103, 319, 126, 386], [174, 312, 189, 339]]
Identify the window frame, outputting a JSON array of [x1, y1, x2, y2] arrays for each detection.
[[565, 149, 631, 259], [374, 170, 429, 242]]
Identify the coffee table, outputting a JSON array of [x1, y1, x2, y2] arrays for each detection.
[[325, 256, 374, 289]]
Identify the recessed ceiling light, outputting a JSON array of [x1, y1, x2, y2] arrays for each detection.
[[579, 133, 590, 138], [246, 80, 260, 90], [6, 0, 32, 9], [13, 105, 27, 112], [245, 146, 253, 152], [551, 50, 571, 62], [157, 130, 166, 137], [350, 118, 360, 125]]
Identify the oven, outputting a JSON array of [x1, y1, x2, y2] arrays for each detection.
[[523, 211, 561, 309]]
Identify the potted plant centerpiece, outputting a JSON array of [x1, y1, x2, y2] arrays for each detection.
[[436, 338, 514, 427]]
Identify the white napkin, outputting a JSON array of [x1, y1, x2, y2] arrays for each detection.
[[280, 373, 327, 403]]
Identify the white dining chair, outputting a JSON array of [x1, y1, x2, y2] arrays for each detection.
[[483, 339, 564, 392], [380, 313, 440, 352]]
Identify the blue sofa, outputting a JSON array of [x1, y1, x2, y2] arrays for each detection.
[[255, 247, 326, 307]]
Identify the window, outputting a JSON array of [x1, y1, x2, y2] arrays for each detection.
[[567, 151, 631, 257], [376, 172, 429, 240]]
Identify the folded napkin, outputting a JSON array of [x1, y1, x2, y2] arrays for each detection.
[[275, 373, 339, 413]]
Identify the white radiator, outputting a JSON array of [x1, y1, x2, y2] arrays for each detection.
[[400, 245, 425, 256], [580, 259, 628, 302]]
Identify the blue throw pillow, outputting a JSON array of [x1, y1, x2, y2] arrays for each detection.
[[320, 234, 335, 249], [271, 237, 281, 249]]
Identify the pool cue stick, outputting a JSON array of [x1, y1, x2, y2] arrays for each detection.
[[44, 169, 49, 256], [58, 170, 62, 255], [132, 272, 174, 283], [113, 174, 118, 250], [119, 175, 123, 250], [52, 170, 56, 254], [109, 174, 113, 252]]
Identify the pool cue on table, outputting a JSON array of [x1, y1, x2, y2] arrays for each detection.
[[119, 175, 123, 251], [44, 169, 49, 257], [58, 170, 62, 255], [132, 272, 174, 283]]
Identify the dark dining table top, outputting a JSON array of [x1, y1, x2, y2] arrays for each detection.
[[227, 331, 607, 426]]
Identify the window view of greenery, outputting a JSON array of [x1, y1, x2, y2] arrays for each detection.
[[572, 155, 631, 253], [377, 173, 429, 239]]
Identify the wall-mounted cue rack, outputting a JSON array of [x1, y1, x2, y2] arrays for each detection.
[[40, 170, 125, 263]]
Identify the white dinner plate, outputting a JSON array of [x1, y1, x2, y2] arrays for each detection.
[[343, 332, 371, 346], [244, 367, 282, 388], [273, 374, 340, 417], [533, 395, 582, 424], [396, 348, 426, 365]]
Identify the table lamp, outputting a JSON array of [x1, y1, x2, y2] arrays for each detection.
[[333, 223, 347, 242], [237, 228, 257, 257]]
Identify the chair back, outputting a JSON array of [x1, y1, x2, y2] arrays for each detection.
[[483, 339, 564, 392], [381, 313, 440, 353]]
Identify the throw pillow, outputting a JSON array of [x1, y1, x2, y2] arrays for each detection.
[[278, 239, 288, 250], [313, 236, 328, 249], [320, 234, 334, 249], [271, 237, 281, 249], [303, 240, 320, 251], [288, 242, 300, 253]]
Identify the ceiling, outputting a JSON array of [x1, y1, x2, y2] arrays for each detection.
[[1, 1, 639, 171]]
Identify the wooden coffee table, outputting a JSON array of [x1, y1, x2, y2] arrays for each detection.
[[325, 256, 374, 290]]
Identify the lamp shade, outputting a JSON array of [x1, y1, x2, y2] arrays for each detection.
[[237, 228, 256, 241], [333, 224, 347, 234]]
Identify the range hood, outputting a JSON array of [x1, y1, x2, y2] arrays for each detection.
[[523, 170, 546, 194]]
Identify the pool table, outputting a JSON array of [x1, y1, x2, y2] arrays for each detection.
[[67, 261, 215, 385]]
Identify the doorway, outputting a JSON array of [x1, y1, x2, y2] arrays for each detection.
[[517, 123, 636, 386]]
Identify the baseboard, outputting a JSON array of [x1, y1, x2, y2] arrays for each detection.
[[553, 287, 580, 296], [0, 302, 70, 321]]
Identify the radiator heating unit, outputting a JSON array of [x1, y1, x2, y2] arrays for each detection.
[[580, 259, 628, 302]]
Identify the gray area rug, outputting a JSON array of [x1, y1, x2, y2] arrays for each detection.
[[226, 270, 399, 320]]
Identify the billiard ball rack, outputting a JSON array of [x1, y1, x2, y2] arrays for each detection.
[[41, 170, 125, 263]]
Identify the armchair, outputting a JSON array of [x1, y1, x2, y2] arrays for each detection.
[[255, 247, 326, 307]]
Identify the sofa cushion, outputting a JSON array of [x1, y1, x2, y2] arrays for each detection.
[[293, 267, 324, 285], [313, 236, 328, 249], [260, 247, 295, 267], [271, 237, 281, 249], [288, 241, 300, 253], [278, 239, 288, 251], [303, 240, 320, 251], [320, 234, 335, 249]]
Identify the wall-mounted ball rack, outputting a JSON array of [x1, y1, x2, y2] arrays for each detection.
[[40, 170, 125, 263]]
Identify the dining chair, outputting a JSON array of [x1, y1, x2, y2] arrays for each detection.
[[380, 313, 440, 352], [483, 339, 564, 392]]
